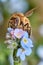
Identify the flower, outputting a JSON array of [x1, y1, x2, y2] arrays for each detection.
[[6, 33, 11, 39], [5, 40, 12, 44], [12, 42, 18, 49], [14, 28, 24, 39], [16, 48, 32, 61], [10, 30, 16, 39], [23, 31, 29, 38], [21, 37, 33, 49], [6, 27, 33, 61], [7, 41, 18, 49], [7, 27, 13, 33], [7, 27, 15, 39]]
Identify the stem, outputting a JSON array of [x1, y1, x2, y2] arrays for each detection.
[[14, 61, 22, 65], [9, 49, 14, 65], [14, 60, 27, 65], [9, 49, 22, 65]]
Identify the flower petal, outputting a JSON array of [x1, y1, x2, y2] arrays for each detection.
[[7, 27, 13, 33], [21, 40, 28, 49], [14, 28, 24, 39], [21, 37, 33, 50], [6, 33, 10, 39], [23, 31, 29, 38], [20, 52, 25, 61], [16, 48, 21, 57], [27, 38, 33, 47], [25, 48, 32, 56]]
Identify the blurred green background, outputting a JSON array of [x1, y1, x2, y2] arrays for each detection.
[[0, 0, 43, 65]]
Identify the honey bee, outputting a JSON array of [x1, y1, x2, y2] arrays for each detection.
[[8, 8, 37, 37]]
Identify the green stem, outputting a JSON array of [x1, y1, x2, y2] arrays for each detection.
[[10, 49, 22, 65], [14, 61, 22, 65], [9, 49, 14, 65]]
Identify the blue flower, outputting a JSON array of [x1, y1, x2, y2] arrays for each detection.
[[21, 37, 33, 50], [7, 27, 13, 33], [23, 31, 29, 38], [16, 48, 32, 61], [25, 48, 32, 56]]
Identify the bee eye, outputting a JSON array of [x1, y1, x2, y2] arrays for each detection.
[[14, 18, 19, 26], [15, 18, 19, 23], [10, 17, 19, 26]]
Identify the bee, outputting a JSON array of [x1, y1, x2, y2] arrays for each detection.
[[8, 8, 37, 37]]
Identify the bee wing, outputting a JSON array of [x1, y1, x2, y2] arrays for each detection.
[[24, 7, 38, 17]]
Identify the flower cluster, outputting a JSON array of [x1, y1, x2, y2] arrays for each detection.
[[5, 27, 33, 61]]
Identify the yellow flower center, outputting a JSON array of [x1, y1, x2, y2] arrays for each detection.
[[23, 38, 28, 44]]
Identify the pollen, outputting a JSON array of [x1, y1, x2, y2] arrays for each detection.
[[23, 38, 28, 44]]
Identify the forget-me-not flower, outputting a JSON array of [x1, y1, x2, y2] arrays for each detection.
[[7, 27, 13, 33], [10, 30, 16, 39], [21, 37, 33, 49], [6, 27, 33, 61], [16, 48, 32, 61], [7, 41, 18, 49], [14, 28, 24, 39], [23, 31, 29, 38]]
